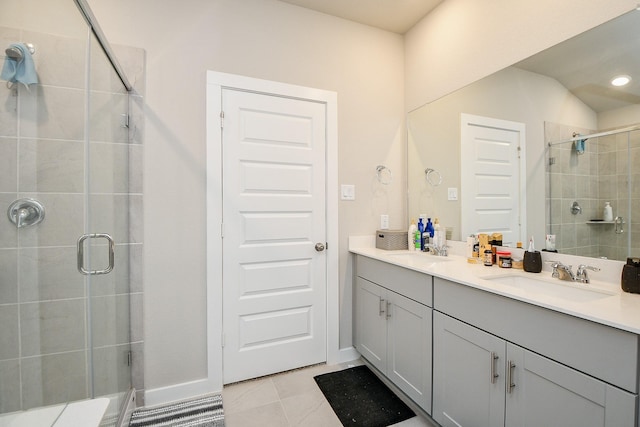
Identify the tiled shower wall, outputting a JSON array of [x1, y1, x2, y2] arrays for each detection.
[[0, 26, 145, 413], [546, 122, 640, 260]]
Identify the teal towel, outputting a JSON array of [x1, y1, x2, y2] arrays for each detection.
[[1, 43, 38, 87], [574, 134, 586, 155]]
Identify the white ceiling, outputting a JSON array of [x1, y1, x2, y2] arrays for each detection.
[[277, 0, 443, 34], [277, 1, 639, 113], [515, 10, 640, 113]]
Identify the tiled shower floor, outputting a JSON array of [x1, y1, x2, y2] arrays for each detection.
[[222, 360, 437, 427]]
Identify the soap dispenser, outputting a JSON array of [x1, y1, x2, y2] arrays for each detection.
[[604, 202, 613, 222]]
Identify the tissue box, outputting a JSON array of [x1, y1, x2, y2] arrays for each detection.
[[375, 229, 408, 250]]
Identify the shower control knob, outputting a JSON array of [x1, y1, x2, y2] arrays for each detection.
[[7, 198, 45, 228], [315, 243, 326, 252]]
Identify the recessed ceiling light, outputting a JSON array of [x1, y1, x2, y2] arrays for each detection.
[[611, 75, 631, 87]]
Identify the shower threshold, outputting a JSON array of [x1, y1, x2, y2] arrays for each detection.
[[0, 398, 109, 427]]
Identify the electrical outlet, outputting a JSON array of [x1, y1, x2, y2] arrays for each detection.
[[341, 184, 355, 201], [380, 214, 389, 230], [448, 187, 458, 201]]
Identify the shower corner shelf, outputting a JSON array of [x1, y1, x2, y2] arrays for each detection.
[[586, 220, 624, 224]]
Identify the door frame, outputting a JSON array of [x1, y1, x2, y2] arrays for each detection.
[[460, 113, 527, 243], [206, 71, 339, 391]]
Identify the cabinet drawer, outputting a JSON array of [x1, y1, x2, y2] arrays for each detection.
[[434, 277, 639, 393], [356, 255, 432, 306]]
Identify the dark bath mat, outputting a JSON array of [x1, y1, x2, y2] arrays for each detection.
[[314, 365, 415, 427]]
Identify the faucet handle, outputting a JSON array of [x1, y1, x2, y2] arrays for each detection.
[[546, 261, 570, 278], [546, 260, 562, 277], [576, 264, 600, 284]]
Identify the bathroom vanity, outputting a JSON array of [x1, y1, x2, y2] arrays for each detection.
[[351, 245, 640, 427]]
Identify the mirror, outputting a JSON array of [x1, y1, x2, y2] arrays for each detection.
[[407, 9, 640, 261]]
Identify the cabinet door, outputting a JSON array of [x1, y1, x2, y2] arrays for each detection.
[[506, 344, 637, 427], [387, 292, 432, 413], [433, 312, 506, 427], [354, 277, 387, 373]]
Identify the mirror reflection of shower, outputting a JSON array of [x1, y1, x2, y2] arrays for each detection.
[[546, 123, 638, 260]]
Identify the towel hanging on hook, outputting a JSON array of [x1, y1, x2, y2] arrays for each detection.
[[1, 42, 38, 88], [573, 132, 587, 155]]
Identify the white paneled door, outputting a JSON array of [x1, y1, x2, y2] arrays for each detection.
[[221, 88, 327, 384], [460, 114, 526, 246]]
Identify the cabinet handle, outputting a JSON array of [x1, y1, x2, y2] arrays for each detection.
[[386, 300, 392, 319], [379, 298, 386, 317], [506, 361, 516, 393], [490, 352, 499, 384]]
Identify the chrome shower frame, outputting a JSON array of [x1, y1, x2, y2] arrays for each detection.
[[73, 0, 132, 91]]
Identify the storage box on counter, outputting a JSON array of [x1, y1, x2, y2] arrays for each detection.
[[375, 229, 408, 250]]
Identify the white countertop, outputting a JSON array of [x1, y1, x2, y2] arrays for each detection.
[[350, 238, 640, 335]]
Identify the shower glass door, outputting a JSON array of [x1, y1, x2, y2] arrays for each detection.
[[0, 0, 134, 421], [86, 32, 133, 422]]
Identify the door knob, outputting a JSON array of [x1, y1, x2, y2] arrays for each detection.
[[315, 243, 325, 252]]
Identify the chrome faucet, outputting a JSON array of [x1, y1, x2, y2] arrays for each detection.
[[575, 264, 601, 284], [549, 261, 600, 284], [550, 262, 575, 281], [427, 243, 448, 256]]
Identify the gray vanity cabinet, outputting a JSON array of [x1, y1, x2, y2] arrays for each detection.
[[433, 311, 506, 427], [354, 277, 388, 372], [433, 277, 638, 427], [354, 255, 432, 413], [434, 311, 636, 427], [506, 343, 636, 426]]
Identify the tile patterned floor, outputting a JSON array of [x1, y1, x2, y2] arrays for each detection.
[[222, 360, 438, 427]]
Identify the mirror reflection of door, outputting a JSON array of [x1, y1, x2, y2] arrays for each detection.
[[461, 114, 526, 245], [407, 9, 640, 262]]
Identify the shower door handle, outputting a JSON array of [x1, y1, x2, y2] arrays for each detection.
[[77, 233, 115, 275]]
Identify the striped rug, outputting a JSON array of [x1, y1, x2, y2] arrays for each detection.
[[129, 394, 224, 427]]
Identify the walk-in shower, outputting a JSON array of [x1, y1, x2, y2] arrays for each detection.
[[0, 0, 144, 425], [546, 122, 639, 260]]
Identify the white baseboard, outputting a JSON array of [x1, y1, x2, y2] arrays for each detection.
[[144, 378, 221, 407], [144, 349, 360, 407], [338, 346, 361, 364]]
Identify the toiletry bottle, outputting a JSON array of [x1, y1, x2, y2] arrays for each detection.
[[433, 218, 441, 246], [426, 218, 434, 238], [466, 235, 475, 258], [408, 219, 417, 251], [422, 228, 430, 252], [604, 202, 613, 222], [417, 218, 424, 251]]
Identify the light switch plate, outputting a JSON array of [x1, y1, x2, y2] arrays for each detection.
[[380, 214, 389, 230], [448, 187, 458, 201], [341, 184, 355, 201]]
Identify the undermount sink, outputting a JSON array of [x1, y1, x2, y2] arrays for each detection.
[[480, 274, 616, 302], [384, 251, 451, 264]]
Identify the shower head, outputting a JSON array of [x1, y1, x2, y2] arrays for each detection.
[[5, 46, 23, 61], [4, 43, 35, 61]]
